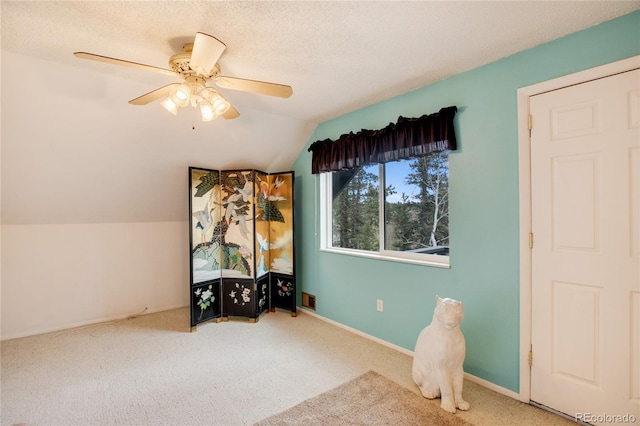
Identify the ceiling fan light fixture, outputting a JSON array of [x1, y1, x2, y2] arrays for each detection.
[[212, 96, 230, 115], [160, 97, 178, 115], [170, 84, 192, 107], [198, 87, 229, 116], [200, 101, 218, 121], [198, 87, 216, 102]]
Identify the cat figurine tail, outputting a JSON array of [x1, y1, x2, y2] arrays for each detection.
[[412, 295, 470, 414]]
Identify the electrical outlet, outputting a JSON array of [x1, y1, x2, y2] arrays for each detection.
[[377, 299, 383, 312]]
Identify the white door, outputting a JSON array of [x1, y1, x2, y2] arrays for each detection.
[[530, 69, 640, 424]]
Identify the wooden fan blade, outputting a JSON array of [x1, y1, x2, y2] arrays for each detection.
[[190, 32, 226, 76], [74, 52, 178, 77], [214, 75, 293, 98], [222, 104, 240, 120], [128, 83, 179, 105]]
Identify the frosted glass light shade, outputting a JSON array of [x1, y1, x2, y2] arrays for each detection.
[[200, 101, 217, 121], [160, 97, 178, 115], [170, 84, 192, 107], [212, 97, 230, 115], [199, 88, 230, 116]]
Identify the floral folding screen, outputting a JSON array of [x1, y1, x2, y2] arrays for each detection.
[[189, 167, 296, 328]]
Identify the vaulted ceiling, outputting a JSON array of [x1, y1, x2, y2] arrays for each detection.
[[2, 1, 638, 224]]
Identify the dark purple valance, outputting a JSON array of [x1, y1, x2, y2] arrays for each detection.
[[308, 106, 457, 174]]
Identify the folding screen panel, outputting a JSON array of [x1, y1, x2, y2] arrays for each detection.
[[189, 167, 295, 328], [263, 172, 296, 314], [189, 168, 223, 326]]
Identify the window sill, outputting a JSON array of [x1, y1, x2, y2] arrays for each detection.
[[319, 247, 450, 269]]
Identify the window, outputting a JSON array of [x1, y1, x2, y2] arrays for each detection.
[[321, 152, 450, 268]]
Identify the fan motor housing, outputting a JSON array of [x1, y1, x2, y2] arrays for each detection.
[[169, 44, 221, 79]]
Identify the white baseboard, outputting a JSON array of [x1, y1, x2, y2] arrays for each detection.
[[298, 307, 414, 356], [463, 372, 520, 400], [298, 307, 521, 401]]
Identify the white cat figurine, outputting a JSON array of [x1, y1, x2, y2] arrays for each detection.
[[412, 295, 470, 413]]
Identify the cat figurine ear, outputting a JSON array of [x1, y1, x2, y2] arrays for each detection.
[[436, 295, 463, 308]]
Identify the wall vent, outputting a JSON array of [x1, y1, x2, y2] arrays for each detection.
[[302, 292, 316, 310]]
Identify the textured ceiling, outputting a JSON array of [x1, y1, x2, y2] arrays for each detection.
[[2, 1, 639, 224]]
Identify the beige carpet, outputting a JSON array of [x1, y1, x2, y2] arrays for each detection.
[[254, 370, 471, 426], [1, 307, 576, 425]]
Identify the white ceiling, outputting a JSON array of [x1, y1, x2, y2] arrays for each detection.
[[2, 1, 638, 225]]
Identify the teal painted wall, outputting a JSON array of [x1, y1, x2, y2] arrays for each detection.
[[291, 11, 640, 393]]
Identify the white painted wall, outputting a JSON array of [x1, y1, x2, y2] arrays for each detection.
[[1, 221, 189, 340]]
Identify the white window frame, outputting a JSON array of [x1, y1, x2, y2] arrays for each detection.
[[319, 164, 450, 269]]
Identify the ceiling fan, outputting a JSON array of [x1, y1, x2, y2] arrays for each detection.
[[74, 32, 293, 121]]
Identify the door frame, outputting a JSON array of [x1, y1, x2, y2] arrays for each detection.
[[517, 55, 640, 403]]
